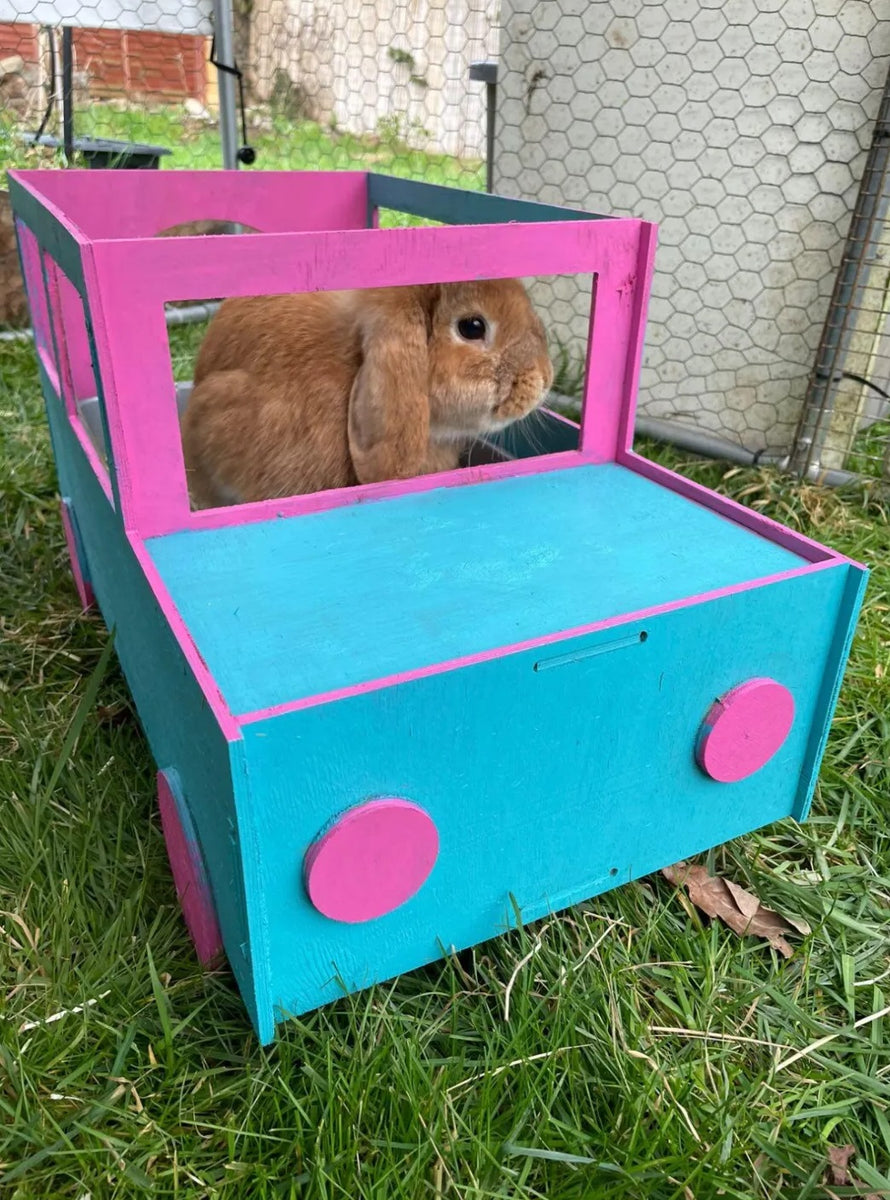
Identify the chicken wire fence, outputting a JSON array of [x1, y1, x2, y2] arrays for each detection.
[[1, 0, 889, 485]]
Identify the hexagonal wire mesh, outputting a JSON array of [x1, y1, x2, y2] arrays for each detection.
[[2, 0, 889, 483], [791, 69, 890, 483], [495, 0, 890, 483]]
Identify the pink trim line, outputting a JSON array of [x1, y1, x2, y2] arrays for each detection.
[[37, 344, 61, 396], [127, 534, 242, 743], [236, 557, 842, 725], [619, 449, 862, 567], [186, 450, 584, 532], [539, 404, 582, 431]]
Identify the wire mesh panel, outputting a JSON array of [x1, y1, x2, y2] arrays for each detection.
[[495, 0, 890, 478], [0, 0, 494, 189], [5, 0, 890, 485], [792, 63, 890, 483], [246, 0, 496, 177]]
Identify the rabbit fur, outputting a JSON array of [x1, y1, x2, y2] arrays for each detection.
[[181, 279, 554, 509]]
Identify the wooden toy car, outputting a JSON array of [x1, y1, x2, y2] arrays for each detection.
[[9, 168, 867, 1043]]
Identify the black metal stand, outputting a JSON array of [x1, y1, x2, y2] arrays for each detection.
[[22, 24, 171, 169], [61, 26, 74, 162]]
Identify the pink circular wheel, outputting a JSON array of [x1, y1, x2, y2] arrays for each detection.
[[157, 770, 224, 964], [304, 798, 439, 924], [696, 678, 795, 783], [59, 499, 95, 610]]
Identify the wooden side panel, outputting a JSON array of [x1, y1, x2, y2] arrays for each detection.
[[240, 564, 856, 1031], [42, 399, 269, 1039]]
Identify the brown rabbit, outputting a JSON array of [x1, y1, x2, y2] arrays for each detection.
[[180, 280, 553, 509]]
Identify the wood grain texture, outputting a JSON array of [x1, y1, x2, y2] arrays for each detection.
[[239, 563, 855, 1024], [146, 463, 806, 716]]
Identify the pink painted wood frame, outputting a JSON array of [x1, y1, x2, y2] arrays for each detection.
[[11, 169, 370, 240], [86, 214, 655, 537]]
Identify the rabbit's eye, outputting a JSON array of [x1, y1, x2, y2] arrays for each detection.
[[456, 316, 487, 341]]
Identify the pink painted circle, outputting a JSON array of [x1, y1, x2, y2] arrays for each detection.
[[304, 799, 439, 924], [157, 771, 224, 965], [696, 678, 795, 784]]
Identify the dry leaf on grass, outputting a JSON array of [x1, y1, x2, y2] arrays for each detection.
[[828, 1144, 857, 1186], [825, 1143, 882, 1199], [662, 861, 811, 958]]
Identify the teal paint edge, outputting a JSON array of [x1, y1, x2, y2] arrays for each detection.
[[41, 396, 267, 1037], [366, 173, 608, 226], [792, 561, 870, 821], [227, 736, 276, 1045], [7, 173, 86, 293]]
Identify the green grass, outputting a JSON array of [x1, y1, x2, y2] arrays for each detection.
[[2, 101, 484, 202], [847, 416, 890, 482], [2, 330, 890, 1198]]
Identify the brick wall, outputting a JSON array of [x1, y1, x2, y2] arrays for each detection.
[[0, 22, 206, 103]]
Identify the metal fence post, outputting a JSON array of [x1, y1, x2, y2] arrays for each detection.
[[790, 61, 890, 476], [61, 26, 74, 162], [212, 0, 240, 169], [469, 60, 498, 194]]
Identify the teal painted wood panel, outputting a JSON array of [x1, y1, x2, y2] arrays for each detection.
[[6, 174, 86, 293], [236, 563, 857, 1032], [146, 464, 807, 716], [41, 397, 269, 1037], [366, 173, 608, 226]]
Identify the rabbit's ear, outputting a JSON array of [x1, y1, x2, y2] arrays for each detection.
[[347, 288, 435, 484]]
